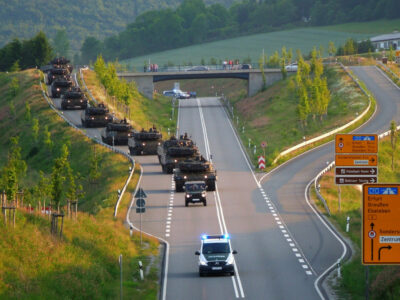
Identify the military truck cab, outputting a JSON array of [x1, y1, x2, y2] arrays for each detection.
[[61, 87, 88, 110], [47, 68, 70, 85], [81, 104, 113, 128], [128, 126, 163, 155]]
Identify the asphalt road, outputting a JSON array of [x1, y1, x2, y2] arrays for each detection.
[[47, 66, 400, 300]]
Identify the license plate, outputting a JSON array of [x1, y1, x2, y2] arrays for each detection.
[[192, 198, 200, 202], [212, 267, 222, 270]]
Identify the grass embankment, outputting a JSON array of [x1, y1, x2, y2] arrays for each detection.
[[82, 69, 176, 136], [0, 70, 159, 299], [320, 19, 400, 35], [225, 66, 370, 167], [311, 134, 400, 299], [376, 62, 400, 87]]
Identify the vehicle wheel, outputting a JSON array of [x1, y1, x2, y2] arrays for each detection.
[[185, 201, 188, 207], [166, 166, 173, 174], [199, 271, 204, 277], [175, 183, 184, 192], [203, 200, 207, 206], [161, 164, 166, 173], [230, 272, 235, 276], [129, 148, 136, 156]]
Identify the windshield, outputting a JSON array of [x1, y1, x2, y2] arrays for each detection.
[[202, 242, 230, 254], [186, 183, 206, 192]]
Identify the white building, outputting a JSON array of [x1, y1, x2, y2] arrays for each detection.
[[371, 32, 400, 50]]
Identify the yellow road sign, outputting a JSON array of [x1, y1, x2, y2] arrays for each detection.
[[335, 154, 377, 166], [335, 134, 378, 153], [363, 184, 400, 264]]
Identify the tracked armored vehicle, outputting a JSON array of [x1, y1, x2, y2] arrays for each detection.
[[128, 126, 163, 155], [173, 156, 217, 192], [101, 119, 134, 146], [81, 103, 113, 127], [157, 134, 199, 174], [51, 78, 73, 98], [61, 87, 88, 110], [47, 68, 70, 85], [50, 57, 73, 73]]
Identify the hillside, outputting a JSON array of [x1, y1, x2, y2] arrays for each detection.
[[0, 0, 234, 54], [0, 70, 159, 298]]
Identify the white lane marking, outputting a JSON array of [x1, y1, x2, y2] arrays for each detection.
[[295, 253, 301, 258], [197, 98, 244, 298], [231, 276, 239, 298], [166, 234, 170, 237], [302, 265, 309, 269], [299, 259, 305, 263]]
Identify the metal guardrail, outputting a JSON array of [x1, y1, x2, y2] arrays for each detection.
[[377, 61, 400, 85], [39, 69, 135, 218]]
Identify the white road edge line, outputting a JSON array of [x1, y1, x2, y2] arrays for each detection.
[[304, 179, 347, 300], [197, 98, 244, 298], [126, 166, 170, 300]]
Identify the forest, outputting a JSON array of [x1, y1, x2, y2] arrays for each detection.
[[78, 0, 400, 63], [0, 0, 234, 54]]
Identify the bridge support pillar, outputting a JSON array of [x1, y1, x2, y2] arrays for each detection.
[[248, 71, 283, 97]]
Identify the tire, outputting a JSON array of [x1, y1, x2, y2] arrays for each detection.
[[230, 272, 235, 276], [166, 166, 173, 174], [185, 201, 188, 207], [129, 148, 136, 156], [203, 200, 207, 206], [175, 183, 184, 192], [199, 271, 204, 277]]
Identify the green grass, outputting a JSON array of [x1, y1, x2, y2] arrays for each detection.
[[319, 19, 400, 34], [0, 70, 160, 299], [225, 66, 369, 166], [313, 135, 400, 299], [83, 69, 177, 136], [119, 19, 400, 70]]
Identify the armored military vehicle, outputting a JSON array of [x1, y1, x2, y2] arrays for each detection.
[[50, 57, 73, 73], [173, 155, 217, 192], [51, 78, 73, 98], [101, 119, 134, 146], [128, 126, 163, 155], [81, 103, 113, 127], [61, 87, 88, 110], [157, 134, 199, 174], [47, 68, 70, 85]]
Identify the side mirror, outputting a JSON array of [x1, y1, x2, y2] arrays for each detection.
[[232, 250, 238, 255], [195, 251, 200, 255]]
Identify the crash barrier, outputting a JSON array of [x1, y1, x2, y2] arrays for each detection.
[[377, 61, 400, 86], [272, 63, 373, 164], [39, 70, 135, 218]]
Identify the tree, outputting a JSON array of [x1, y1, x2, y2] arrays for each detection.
[[24, 101, 31, 122], [298, 86, 310, 127], [9, 77, 20, 97], [52, 29, 70, 57], [388, 45, 395, 62], [328, 41, 336, 58], [89, 145, 101, 183], [42, 125, 53, 151], [10, 60, 20, 72], [390, 120, 397, 171], [50, 144, 69, 211], [81, 36, 103, 64], [31, 118, 39, 143]]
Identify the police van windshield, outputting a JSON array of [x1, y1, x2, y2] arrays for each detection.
[[202, 243, 230, 254]]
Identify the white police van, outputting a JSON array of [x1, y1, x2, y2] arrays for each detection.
[[195, 234, 237, 276]]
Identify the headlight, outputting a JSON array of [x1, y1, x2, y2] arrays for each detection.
[[199, 255, 208, 266], [91, 117, 94, 120], [226, 254, 234, 265], [57, 88, 60, 91], [184, 176, 187, 179], [174, 159, 178, 163], [105, 116, 108, 119], [80, 100, 83, 102], [202, 192, 206, 197], [158, 142, 161, 145], [142, 143, 146, 146], [186, 194, 190, 198], [204, 175, 208, 179], [67, 100, 70, 103]]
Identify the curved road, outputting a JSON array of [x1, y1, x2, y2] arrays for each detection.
[[48, 66, 400, 299]]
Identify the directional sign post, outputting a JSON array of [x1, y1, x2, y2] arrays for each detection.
[[363, 184, 400, 265], [134, 188, 147, 247], [335, 134, 378, 185]]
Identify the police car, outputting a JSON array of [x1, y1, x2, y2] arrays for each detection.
[[195, 234, 237, 276]]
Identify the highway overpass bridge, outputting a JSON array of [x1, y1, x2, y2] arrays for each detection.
[[117, 69, 284, 99]]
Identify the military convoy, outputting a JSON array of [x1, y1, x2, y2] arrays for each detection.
[[173, 155, 217, 192], [47, 68, 70, 85], [61, 87, 88, 110], [101, 119, 134, 146], [128, 126, 163, 155], [157, 134, 199, 174], [50, 57, 73, 73], [81, 103, 113, 127]]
